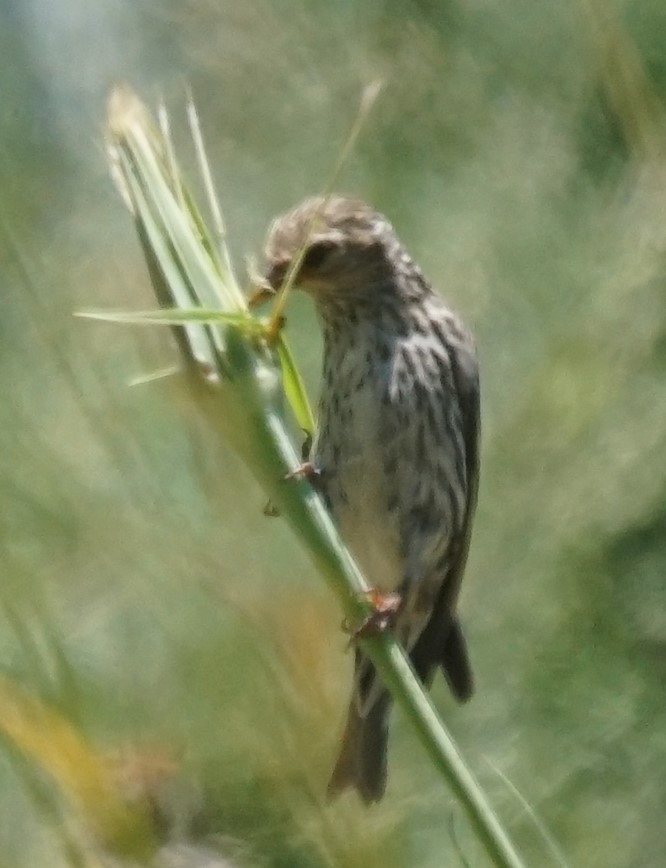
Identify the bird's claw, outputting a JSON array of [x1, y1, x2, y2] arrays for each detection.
[[343, 589, 402, 642], [263, 499, 280, 517], [272, 446, 322, 513], [283, 461, 324, 489]]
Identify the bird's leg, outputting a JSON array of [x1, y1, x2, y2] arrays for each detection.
[[343, 589, 402, 641], [300, 429, 313, 462], [266, 435, 319, 515], [266, 460, 323, 515], [265, 429, 316, 516]]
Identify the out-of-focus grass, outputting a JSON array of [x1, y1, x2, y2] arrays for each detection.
[[1, 0, 666, 866]]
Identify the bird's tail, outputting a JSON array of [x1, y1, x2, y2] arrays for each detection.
[[328, 618, 472, 803], [327, 688, 391, 804], [439, 617, 474, 702], [409, 611, 474, 702]]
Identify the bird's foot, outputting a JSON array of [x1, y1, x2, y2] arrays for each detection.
[[283, 461, 324, 490], [268, 447, 322, 515], [343, 589, 402, 641]]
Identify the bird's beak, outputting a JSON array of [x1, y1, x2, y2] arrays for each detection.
[[248, 259, 289, 309], [265, 259, 289, 291]]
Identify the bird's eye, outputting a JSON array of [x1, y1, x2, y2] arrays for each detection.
[[302, 241, 335, 270]]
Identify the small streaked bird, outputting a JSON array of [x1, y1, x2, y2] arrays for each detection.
[[264, 196, 480, 803]]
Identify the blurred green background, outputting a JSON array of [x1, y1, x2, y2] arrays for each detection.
[[1, 1, 665, 865]]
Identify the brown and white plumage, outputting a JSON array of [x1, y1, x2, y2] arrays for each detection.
[[264, 196, 480, 803]]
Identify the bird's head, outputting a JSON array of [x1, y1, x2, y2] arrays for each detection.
[[263, 195, 393, 303]]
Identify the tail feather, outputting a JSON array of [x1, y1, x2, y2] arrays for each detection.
[[411, 614, 474, 702], [440, 618, 474, 702], [328, 617, 473, 803], [327, 692, 391, 804]]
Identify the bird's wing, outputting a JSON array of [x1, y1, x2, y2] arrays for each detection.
[[436, 314, 480, 610], [352, 307, 479, 714], [382, 307, 480, 633]]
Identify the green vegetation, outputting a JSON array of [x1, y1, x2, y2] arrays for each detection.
[[0, 1, 664, 865]]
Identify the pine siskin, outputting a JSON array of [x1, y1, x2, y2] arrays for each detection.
[[264, 196, 480, 803]]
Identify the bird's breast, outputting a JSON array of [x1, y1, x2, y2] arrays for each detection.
[[314, 344, 403, 592]]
